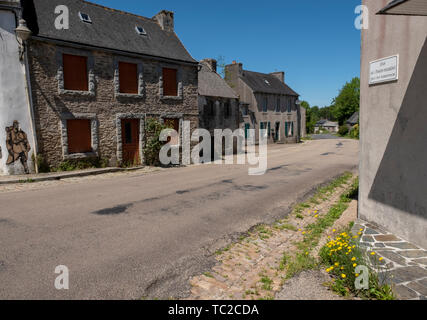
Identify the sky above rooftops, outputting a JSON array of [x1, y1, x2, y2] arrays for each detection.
[[90, 0, 361, 108]]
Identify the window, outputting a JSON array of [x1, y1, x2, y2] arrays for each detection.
[[79, 12, 92, 24], [276, 98, 281, 113], [163, 68, 178, 96], [135, 26, 146, 35], [245, 123, 250, 139], [67, 119, 92, 154], [224, 102, 231, 119], [285, 121, 294, 137], [119, 62, 138, 94], [63, 54, 88, 91], [263, 97, 268, 113], [287, 97, 292, 113], [241, 105, 249, 116]]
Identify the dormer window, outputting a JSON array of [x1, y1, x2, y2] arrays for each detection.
[[135, 26, 146, 35], [79, 12, 92, 24], [264, 79, 270, 85]]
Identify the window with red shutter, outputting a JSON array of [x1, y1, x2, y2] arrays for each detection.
[[119, 62, 138, 94], [163, 68, 178, 96], [63, 54, 88, 91], [67, 119, 92, 154]]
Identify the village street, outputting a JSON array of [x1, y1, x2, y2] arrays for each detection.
[[0, 138, 359, 300]]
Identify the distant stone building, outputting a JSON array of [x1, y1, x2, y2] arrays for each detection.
[[314, 120, 339, 133], [225, 62, 303, 144], [1, 0, 199, 173], [198, 59, 239, 135], [346, 112, 359, 129]]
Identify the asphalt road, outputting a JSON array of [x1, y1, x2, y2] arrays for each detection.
[[0, 138, 359, 300]]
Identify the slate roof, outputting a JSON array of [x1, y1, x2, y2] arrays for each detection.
[[315, 120, 338, 127], [23, 0, 197, 63], [240, 70, 299, 96], [198, 62, 238, 99], [378, 0, 427, 16], [346, 112, 359, 125]]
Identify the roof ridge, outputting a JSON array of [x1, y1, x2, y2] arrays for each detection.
[[80, 0, 155, 22]]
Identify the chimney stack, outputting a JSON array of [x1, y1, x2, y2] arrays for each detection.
[[224, 61, 243, 88], [201, 59, 217, 73], [153, 10, 174, 32], [270, 71, 285, 83]]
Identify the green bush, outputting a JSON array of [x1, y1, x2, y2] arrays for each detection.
[[349, 124, 359, 139], [54, 157, 108, 172], [338, 125, 349, 136], [144, 119, 168, 166]]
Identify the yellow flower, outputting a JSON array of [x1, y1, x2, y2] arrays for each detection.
[[341, 266, 344, 270], [379, 257, 384, 261], [351, 257, 356, 261], [353, 263, 357, 267], [314, 215, 319, 218], [302, 231, 306, 235], [371, 252, 376, 256], [335, 262, 339, 267], [341, 274, 347, 279], [305, 252, 309, 255], [332, 229, 336, 233], [359, 228, 363, 232], [355, 273, 359, 277], [357, 232, 362, 235]]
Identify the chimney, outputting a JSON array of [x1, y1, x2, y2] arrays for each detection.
[[153, 10, 174, 32], [201, 59, 217, 73], [270, 71, 285, 83], [224, 61, 243, 88]]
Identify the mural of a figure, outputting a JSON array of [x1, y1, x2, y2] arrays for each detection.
[[5, 121, 31, 174]]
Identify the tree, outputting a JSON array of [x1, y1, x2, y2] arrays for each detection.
[[332, 77, 360, 125]]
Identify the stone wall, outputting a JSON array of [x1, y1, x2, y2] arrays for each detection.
[[27, 40, 199, 168]]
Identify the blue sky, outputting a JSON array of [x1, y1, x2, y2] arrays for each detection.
[[93, 0, 361, 107]]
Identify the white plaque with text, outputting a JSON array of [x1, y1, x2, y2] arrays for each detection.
[[369, 55, 399, 85]]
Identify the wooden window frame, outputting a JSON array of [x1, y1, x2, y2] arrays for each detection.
[[63, 54, 89, 92], [60, 114, 98, 160], [114, 58, 144, 98], [56, 48, 95, 96], [159, 65, 183, 100]]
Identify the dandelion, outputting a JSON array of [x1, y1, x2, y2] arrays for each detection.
[[353, 263, 357, 267], [355, 273, 359, 277], [371, 252, 376, 256], [305, 252, 309, 255], [351, 257, 356, 261], [332, 229, 336, 233], [359, 228, 363, 232], [314, 215, 319, 218], [379, 257, 384, 261], [341, 274, 347, 279]]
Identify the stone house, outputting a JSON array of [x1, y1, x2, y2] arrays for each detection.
[[314, 120, 339, 134], [224, 62, 303, 144], [360, 0, 427, 248], [16, 0, 198, 171], [198, 59, 239, 135], [198, 59, 239, 156]]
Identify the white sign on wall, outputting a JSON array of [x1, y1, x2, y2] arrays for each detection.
[[369, 55, 399, 85]]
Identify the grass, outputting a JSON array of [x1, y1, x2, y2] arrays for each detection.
[[18, 178, 36, 184], [260, 276, 273, 291], [279, 172, 357, 281]]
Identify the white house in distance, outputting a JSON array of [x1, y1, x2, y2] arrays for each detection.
[[314, 120, 339, 134]]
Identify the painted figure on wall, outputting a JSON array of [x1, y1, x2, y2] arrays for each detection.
[[6, 121, 31, 174]]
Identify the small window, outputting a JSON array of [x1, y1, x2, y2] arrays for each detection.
[[263, 97, 268, 113], [241, 105, 248, 116], [67, 119, 92, 154], [63, 54, 88, 91], [264, 79, 270, 86], [287, 97, 292, 113], [119, 62, 138, 94], [163, 68, 178, 97], [135, 26, 146, 35], [276, 98, 281, 113], [79, 12, 92, 24], [224, 102, 231, 119]]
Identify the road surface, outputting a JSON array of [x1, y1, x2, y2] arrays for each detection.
[[0, 138, 358, 299]]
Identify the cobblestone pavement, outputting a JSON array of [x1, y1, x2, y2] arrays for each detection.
[[0, 167, 163, 193], [186, 176, 357, 300], [352, 220, 427, 300]]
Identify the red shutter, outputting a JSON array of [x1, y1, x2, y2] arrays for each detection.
[[67, 120, 92, 154], [163, 68, 177, 96], [119, 62, 138, 94], [63, 54, 88, 91]]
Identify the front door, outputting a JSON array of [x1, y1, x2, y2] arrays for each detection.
[[275, 122, 280, 142], [121, 119, 140, 165]]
